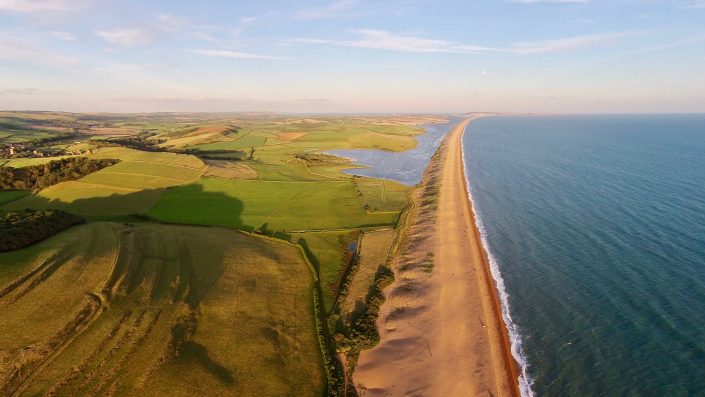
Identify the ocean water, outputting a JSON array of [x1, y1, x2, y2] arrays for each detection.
[[326, 117, 459, 185], [463, 115, 705, 396]]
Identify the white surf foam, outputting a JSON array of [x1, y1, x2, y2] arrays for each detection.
[[460, 123, 535, 397]]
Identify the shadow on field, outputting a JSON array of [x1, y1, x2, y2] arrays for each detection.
[[179, 341, 235, 386], [4, 184, 245, 228]]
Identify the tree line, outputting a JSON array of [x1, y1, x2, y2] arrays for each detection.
[[0, 209, 84, 252], [0, 157, 118, 191]]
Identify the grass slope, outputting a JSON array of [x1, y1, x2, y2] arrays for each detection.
[[0, 222, 323, 396]]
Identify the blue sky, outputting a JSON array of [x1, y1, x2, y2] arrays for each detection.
[[0, 0, 704, 113]]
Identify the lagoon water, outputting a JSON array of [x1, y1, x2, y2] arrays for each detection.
[[464, 115, 705, 396], [327, 117, 460, 185]]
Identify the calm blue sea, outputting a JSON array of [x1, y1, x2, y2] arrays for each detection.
[[463, 115, 705, 396]]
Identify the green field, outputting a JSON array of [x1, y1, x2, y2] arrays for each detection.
[[3, 148, 204, 217], [1, 156, 73, 168], [0, 223, 324, 396], [292, 230, 360, 313], [340, 229, 396, 319], [0, 190, 28, 206], [0, 112, 445, 395], [195, 134, 268, 151], [187, 118, 425, 156], [149, 178, 401, 231]]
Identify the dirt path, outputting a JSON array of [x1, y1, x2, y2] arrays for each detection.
[[354, 118, 519, 396]]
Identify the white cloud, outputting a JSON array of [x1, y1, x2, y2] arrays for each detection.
[[195, 49, 288, 60], [620, 33, 705, 55], [92, 12, 267, 52], [94, 63, 154, 84], [292, 29, 497, 54], [95, 28, 151, 46], [0, 88, 42, 95], [293, 30, 627, 55], [0, 0, 95, 16], [509, 0, 589, 3], [239, 16, 259, 24], [509, 32, 630, 54], [50, 30, 75, 41], [681, 0, 705, 8], [296, 0, 359, 20], [0, 0, 79, 12], [0, 34, 77, 65]]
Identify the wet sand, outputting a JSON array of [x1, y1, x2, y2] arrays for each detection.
[[354, 117, 519, 396]]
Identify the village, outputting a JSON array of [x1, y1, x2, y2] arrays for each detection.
[[0, 142, 93, 159]]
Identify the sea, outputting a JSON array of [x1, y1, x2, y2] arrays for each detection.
[[337, 114, 705, 396], [464, 115, 705, 396]]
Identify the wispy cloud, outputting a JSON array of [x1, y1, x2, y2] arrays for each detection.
[[296, 0, 359, 20], [509, 0, 589, 3], [292, 29, 497, 53], [0, 34, 77, 65], [50, 30, 75, 41], [620, 33, 705, 55], [509, 32, 629, 54], [95, 28, 152, 46], [0, 0, 84, 12], [0, 88, 42, 95], [292, 29, 627, 55], [195, 49, 288, 60], [96, 13, 262, 49], [681, 0, 705, 8]]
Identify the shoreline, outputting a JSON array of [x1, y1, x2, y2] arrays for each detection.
[[458, 120, 523, 396], [354, 117, 520, 396]]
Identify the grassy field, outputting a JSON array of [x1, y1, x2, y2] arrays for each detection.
[[354, 177, 410, 213], [340, 229, 396, 319], [291, 230, 360, 313], [0, 112, 444, 394], [3, 148, 204, 217], [0, 222, 324, 396], [149, 177, 401, 231], [195, 134, 267, 151], [2, 156, 73, 168], [187, 118, 426, 155], [0, 190, 28, 206]]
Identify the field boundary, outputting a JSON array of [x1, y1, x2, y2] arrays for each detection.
[[238, 230, 342, 396]]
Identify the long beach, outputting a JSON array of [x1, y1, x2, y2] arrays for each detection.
[[355, 117, 519, 396]]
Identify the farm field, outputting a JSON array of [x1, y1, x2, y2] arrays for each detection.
[[0, 112, 446, 395], [149, 177, 402, 231], [3, 148, 205, 217], [2, 156, 73, 168], [0, 222, 324, 397]]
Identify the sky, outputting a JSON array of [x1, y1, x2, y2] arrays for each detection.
[[0, 0, 704, 113]]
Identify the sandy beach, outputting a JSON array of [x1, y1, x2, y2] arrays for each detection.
[[354, 118, 519, 396]]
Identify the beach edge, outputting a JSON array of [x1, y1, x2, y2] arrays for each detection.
[[457, 118, 523, 396]]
